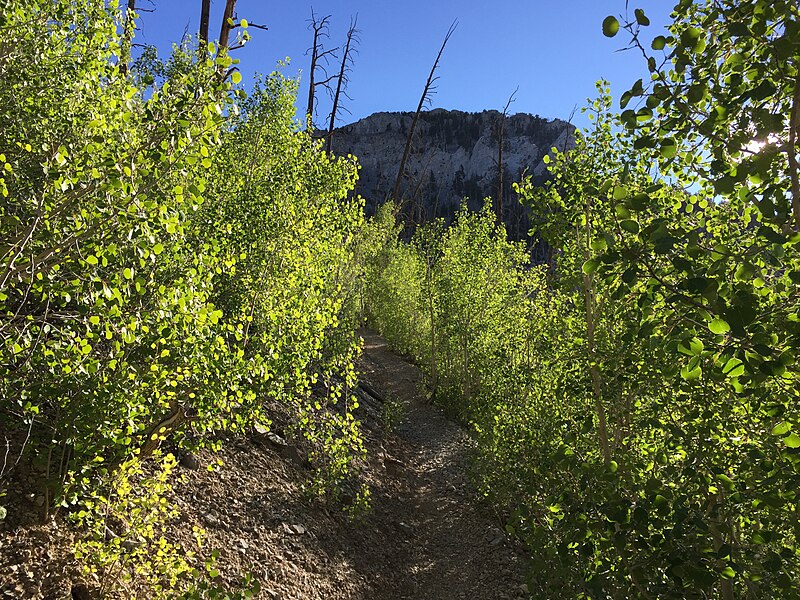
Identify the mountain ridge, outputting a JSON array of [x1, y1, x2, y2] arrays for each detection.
[[330, 108, 575, 239]]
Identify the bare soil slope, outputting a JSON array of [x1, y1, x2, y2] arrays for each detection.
[[0, 331, 528, 599]]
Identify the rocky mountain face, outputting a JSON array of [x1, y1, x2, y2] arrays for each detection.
[[330, 108, 574, 240]]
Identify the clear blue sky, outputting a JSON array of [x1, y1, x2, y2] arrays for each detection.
[[132, 0, 673, 128]]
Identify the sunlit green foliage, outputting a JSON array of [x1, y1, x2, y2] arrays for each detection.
[[1, 0, 367, 593], [4, 0, 799, 598], [367, 1, 800, 597]]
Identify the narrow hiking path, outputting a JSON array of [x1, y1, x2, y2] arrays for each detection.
[[357, 330, 529, 599], [0, 330, 530, 599]]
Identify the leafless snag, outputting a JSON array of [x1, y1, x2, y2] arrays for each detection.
[[199, 0, 211, 50], [215, 0, 267, 58], [119, 0, 137, 74], [392, 19, 458, 220], [326, 16, 360, 153], [305, 10, 337, 128], [218, 0, 238, 50], [494, 86, 518, 224]]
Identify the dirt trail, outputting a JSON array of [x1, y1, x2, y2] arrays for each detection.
[[0, 331, 529, 599], [357, 330, 529, 599]]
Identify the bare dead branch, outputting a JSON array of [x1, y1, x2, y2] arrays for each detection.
[[495, 86, 518, 223], [306, 10, 334, 125], [233, 22, 268, 31], [326, 15, 360, 153], [392, 19, 458, 214]]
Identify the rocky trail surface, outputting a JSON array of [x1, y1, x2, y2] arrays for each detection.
[[1, 331, 528, 599]]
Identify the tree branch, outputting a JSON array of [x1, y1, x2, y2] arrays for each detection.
[[788, 71, 800, 231], [392, 19, 457, 213], [326, 15, 360, 154]]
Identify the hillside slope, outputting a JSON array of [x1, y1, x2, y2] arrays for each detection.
[[0, 332, 528, 599]]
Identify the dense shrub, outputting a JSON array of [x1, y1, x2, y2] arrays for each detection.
[[366, 14, 800, 590], [0, 0, 367, 593]]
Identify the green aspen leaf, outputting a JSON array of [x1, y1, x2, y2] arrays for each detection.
[[681, 363, 702, 380], [582, 258, 601, 275], [231, 71, 242, 85], [681, 26, 701, 47], [603, 16, 620, 37], [590, 238, 607, 251], [634, 8, 650, 26], [720, 566, 736, 579], [709, 318, 730, 335], [86, 255, 99, 265], [123, 267, 133, 280], [612, 185, 629, 200], [771, 422, 791, 436], [735, 262, 755, 281], [660, 140, 678, 159], [620, 219, 640, 234], [651, 35, 667, 50], [240, 18, 248, 27], [630, 193, 649, 211], [717, 474, 735, 491], [784, 434, 800, 448], [722, 358, 744, 378]]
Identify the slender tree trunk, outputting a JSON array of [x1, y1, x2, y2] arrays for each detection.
[[495, 88, 517, 225], [306, 40, 318, 122], [586, 286, 611, 465], [218, 0, 238, 50], [392, 20, 457, 211], [462, 335, 470, 403], [199, 0, 211, 49], [304, 12, 335, 132], [427, 264, 438, 396], [582, 199, 611, 464], [497, 118, 504, 223], [119, 0, 136, 75], [788, 73, 800, 231], [326, 17, 358, 154]]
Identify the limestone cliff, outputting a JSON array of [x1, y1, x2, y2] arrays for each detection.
[[330, 108, 574, 239]]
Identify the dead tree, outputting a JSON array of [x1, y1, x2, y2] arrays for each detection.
[[494, 87, 518, 225], [305, 10, 337, 128], [326, 16, 360, 153], [118, 0, 154, 74], [199, 0, 211, 48], [215, 0, 268, 56], [218, 0, 238, 50], [119, 0, 137, 74], [392, 20, 457, 217]]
